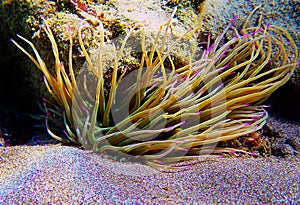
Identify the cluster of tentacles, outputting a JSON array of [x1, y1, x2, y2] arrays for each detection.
[[11, 9, 298, 167]]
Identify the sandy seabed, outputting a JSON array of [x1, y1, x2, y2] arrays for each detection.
[[0, 145, 299, 204]]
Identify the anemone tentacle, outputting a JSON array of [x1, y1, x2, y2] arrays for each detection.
[[11, 9, 298, 167]]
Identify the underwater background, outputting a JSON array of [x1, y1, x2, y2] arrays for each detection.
[[0, 0, 299, 204]]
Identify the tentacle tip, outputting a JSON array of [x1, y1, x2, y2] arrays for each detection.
[[253, 27, 263, 35], [124, 64, 129, 71], [80, 104, 87, 111], [180, 120, 186, 126], [184, 164, 193, 170], [230, 16, 238, 25], [249, 152, 257, 157], [153, 160, 164, 165]]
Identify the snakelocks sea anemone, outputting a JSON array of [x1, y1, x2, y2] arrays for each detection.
[[11, 8, 298, 168]]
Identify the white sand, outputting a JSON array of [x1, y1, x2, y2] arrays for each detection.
[[0, 145, 299, 204]]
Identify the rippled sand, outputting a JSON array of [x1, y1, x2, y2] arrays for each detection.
[[0, 145, 299, 204]]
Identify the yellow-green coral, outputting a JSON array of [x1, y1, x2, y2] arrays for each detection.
[[11, 9, 298, 168]]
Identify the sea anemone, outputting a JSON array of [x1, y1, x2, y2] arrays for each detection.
[[11, 9, 298, 168]]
